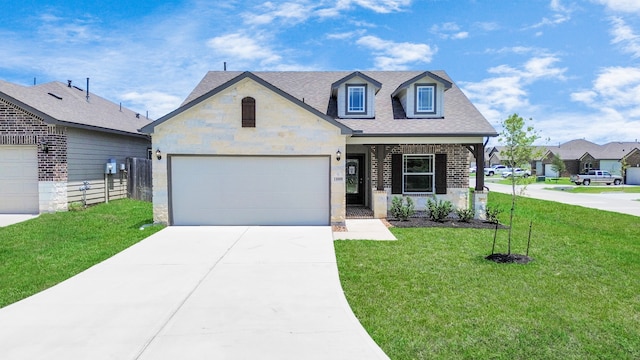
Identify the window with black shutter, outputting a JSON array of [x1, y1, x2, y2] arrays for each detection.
[[391, 153, 447, 194]]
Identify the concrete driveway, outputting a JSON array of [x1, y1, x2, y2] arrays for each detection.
[[0, 226, 389, 360]]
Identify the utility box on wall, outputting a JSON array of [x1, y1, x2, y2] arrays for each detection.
[[105, 158, 118, 174]]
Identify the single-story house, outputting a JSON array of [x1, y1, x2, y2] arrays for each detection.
[[0, 79, 152, 213], [533, 139, 640, 178], [141, 71, 497, 226]]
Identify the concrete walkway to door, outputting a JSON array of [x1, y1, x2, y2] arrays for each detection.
[[0, 226, 389, 360]]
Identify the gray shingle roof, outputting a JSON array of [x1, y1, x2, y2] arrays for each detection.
[[0, 80, 151, 137], [182, 71, 497, 137]]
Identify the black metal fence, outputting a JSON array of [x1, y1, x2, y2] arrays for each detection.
[[127, 157, 152, 201]]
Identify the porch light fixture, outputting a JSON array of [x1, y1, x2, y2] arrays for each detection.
[[40, 142, 49, 154], [156, 149, 162, 160], [336, 150, 342, 162]]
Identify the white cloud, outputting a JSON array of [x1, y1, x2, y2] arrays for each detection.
[[460, 56, 567, 124], [528, 0, 573, 29], [431, 22, 469, 40], [207, 33, 282, 65], [594, 0, 640, 13], [317, 0, 412, 17], [609, 17, 640, 58], [474, 22, 500, 32], [355, 35, 436, 69], [37, 13, 102, 44], [572, 66, 640, 110], [347, 0, 413, 13], [326, 29, 366, 40], [242, 2, 314, 25], [120, 91, 183, 118]]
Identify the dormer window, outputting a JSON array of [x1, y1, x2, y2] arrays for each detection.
[[346, 84, 366, 114], [415, 84, 435, 114], [331, 72, 380, 118]]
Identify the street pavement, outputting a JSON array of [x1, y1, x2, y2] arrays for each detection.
[[476, 178, 640, 217]]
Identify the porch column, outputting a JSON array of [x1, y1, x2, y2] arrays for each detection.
[[372, 145, 389, 218], [472, 143, 487, 220], [475, 143, 485, 191], [375, 145, 388, 190]]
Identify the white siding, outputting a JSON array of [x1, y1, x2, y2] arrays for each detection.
[[336, 77, 377, 118]]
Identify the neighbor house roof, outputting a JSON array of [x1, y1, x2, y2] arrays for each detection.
[[0, 80, 151, 137], [176, 71, 496, 138]]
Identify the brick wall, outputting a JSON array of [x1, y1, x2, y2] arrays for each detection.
[[370, 143, 469, 190], [0, 97, 68, 181]]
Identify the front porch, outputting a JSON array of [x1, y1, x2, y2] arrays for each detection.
[[346, 206, 375, 219], [344, 142, 489, 221]]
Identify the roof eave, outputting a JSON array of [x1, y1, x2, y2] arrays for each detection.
[[141, 71, 353, 135]]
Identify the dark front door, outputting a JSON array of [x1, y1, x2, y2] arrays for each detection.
[[346, 154, 365, 205]]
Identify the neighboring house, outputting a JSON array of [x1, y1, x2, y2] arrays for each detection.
[[0, 79, 152, 214], [141, 71, 497, 226], [532, 139, 640, 178]]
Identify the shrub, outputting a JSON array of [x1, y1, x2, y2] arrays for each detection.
[[485, 205, 502, 224], [427, 199, 453, 222], [68, 202, 85, 212], [390, 196, 416, 221], [456, 208, 475, 222]]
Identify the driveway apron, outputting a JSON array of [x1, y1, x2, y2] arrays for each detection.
[[0, 226, 389, 360]]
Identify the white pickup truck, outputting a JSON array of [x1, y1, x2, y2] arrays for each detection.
[[570, 170, 623, 186], [484, 164, 508, 176]]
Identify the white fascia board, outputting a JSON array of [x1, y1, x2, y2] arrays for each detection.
[[346, 136, 485, 145]]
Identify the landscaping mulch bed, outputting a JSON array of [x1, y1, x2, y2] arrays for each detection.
[[387, 217, 506, 229]]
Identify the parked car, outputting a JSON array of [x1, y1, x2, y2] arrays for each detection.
[[484, 164, 508, 176], [469, 166, 477, 174], [570, 170, 623, 186], [501, 168, 531, 178]]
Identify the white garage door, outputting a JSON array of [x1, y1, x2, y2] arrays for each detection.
[[0, 146, 39, 213], [170, 156, 330, 226], [544, 164, 558, 178], [627, 167, 640, 185]]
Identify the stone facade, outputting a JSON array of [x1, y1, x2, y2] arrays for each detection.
[[151, 77, 347, 225]]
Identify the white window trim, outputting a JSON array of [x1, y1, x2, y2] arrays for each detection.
[[403, 154, 435, 194], [415, 84, 436, 114], [346, 84, 367, 114]]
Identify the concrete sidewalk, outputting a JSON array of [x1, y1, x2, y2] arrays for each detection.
[[0, 226, 389, 360], [0, 214, 39, 227], [333, 219, 397, 241]]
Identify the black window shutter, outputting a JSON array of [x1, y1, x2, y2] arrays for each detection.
[[435, 153, 447, 194], [391, 153, 403, 194]]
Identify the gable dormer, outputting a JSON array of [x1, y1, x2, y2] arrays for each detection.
[[391, 71, 452, 119], [331, 72, 381, 119]]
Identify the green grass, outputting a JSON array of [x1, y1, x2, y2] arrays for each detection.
[[0, 199, 164, 308], [335, 192, 640, 359]]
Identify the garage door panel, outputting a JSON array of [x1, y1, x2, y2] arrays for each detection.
[[0, 146, 39, 213], [170, 156, 329, 226]]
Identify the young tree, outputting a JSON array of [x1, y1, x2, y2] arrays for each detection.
[[551, 153, 566, 178], [499, 114, 542, 254]]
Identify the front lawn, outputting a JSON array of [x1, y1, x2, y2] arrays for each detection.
[[335, 192, 640, 359], [0, 199, 164, 308]]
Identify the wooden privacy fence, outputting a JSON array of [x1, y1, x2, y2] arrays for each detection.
[[127, 157, 152, 202]]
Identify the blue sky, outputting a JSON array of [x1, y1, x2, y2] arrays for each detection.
[[1, 0, 639, 145]]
